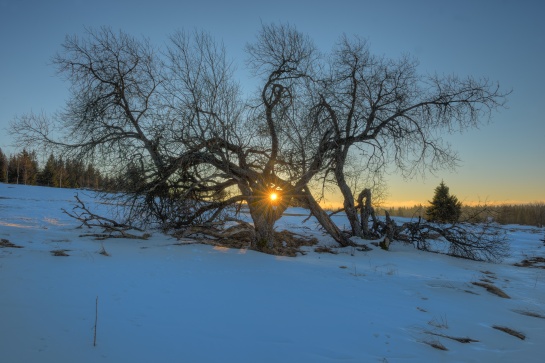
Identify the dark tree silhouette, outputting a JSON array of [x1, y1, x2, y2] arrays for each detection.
[[0, 148, 7, 183], [10, 25, 508, 255], [426, 181, 462, 223], [314, 35, 507, 237]]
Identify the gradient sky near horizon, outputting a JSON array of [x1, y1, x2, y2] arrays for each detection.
[[1, 0, 544, 207]]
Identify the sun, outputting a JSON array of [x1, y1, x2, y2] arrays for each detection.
[[270, 192, 278, 202]]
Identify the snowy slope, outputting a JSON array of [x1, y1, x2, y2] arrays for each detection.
[[0, 184, 544, 363]]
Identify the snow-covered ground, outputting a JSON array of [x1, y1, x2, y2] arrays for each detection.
[[1, 183, 544, 363]]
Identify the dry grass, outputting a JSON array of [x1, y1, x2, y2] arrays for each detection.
[[425, 331, 479, 344], [428, 315, 449, 329], [314, 246, 338, 254], [422, 340, 448, 351], [51, 249, 69, 256], [512, 309, 545, 319], [99, 244, 110, 256], [480, 270, 497, 279], [514, 257, 545, 269], [471, 282, 510, 298], [0, 238, 23, 248], [492, 325, 525, 340]]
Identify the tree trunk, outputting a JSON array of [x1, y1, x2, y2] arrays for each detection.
[[252, 211, 276, 251], [246, 187, 286, 252], [384, 210, 396, 241], [340, 181, 363, 238], [334, 148, 363, 238], [302, 187, 353, 247], [357, 188, 377, 237]]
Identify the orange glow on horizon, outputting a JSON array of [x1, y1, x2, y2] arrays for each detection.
[[318, 198, 545, 210]]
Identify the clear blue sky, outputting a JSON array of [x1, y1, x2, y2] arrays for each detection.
[[1, 0, 544, 206]]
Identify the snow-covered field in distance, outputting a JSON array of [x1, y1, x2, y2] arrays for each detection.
[[0, 183, 544, 363]]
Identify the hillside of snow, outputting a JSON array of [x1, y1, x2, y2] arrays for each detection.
[[1, 183, 544, 362]]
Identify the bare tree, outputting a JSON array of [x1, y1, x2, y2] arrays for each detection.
[[315, 35, 508, 238], [11, 27, 235, 227], [232, 22, 351, 248], [11, 25, 354, 252], [10, 25, 509, 257]]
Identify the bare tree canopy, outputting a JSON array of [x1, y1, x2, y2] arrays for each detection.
[[315, 34, 508, 238], [11, 24, 508, 254]]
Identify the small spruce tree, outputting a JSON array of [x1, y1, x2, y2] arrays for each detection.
[[426, 181, 462, 223]]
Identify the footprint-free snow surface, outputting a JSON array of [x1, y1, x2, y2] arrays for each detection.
[[1, 184, 544, 362]]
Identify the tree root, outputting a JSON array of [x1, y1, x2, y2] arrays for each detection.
[[174, 221, 318, 257]]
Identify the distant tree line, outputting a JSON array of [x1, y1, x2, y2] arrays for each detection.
[[0, 147, 113, 189], [384, 203, 545, 228]]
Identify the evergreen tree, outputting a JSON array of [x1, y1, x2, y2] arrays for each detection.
[[65, 158, 83, 188], [0, 147, 106, 189], [19, 149, 39, 185], [55, 157, 69, 188], [7, 154, 20, 184], [0, 148, 7, 183], [426, 181, 462, 223], [38, 154, 58, 186], [6, 150, 39, 185], [84, 164, 102, 189]]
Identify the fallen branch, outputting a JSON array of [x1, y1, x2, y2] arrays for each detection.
[[63, 193, 150, 240], [395, 218, 509, 262], [80, 232, 150, 240]]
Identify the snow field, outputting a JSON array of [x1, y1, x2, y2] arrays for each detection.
[[1, 184, 544, 362]]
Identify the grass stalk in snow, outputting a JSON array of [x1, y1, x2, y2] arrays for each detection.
[[94, 296, 98, 347], [424, 331, 479, 343]]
